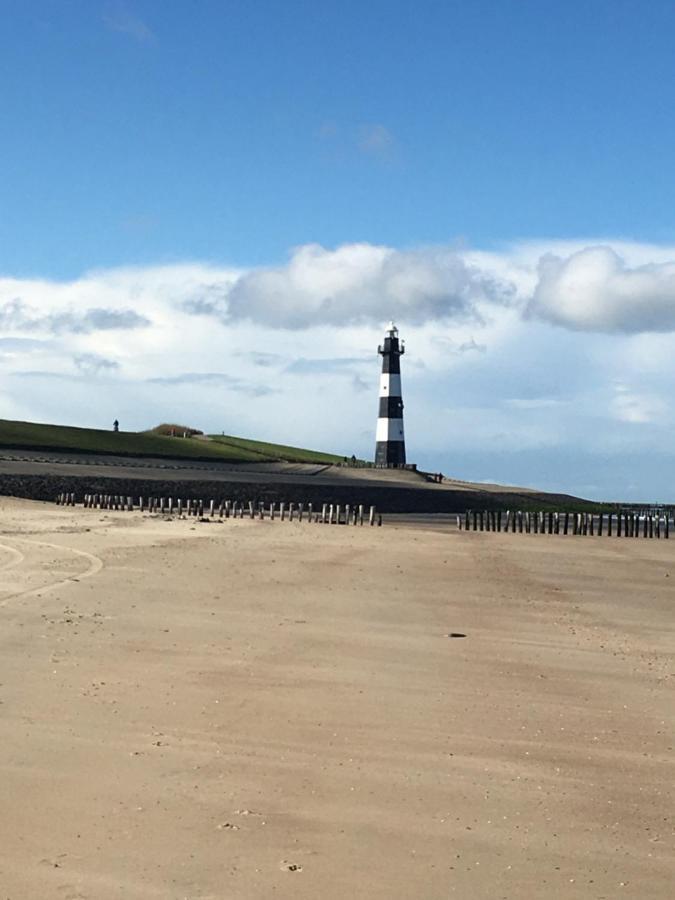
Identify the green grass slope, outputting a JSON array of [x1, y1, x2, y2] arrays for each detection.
[[0, 418, 342, 465], [208, 434, 344, 465]]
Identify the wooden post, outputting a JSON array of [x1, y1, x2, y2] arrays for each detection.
[[665, 515, 670, 539], [345, 504, 350, 526], [563, 512, 568, 535], [649, 516, 654, 539], [280, 502, 286, 522], [465, 510, 470, 531], [309, 502, 314, 523], [643, 515, 648, 538], [369, 506, 376, 526], [607, 513, 612, 536], [298, 503, 304, 522], [479, 511, 484, 531], [270, 502, 275, 521], [336, 504, 341, 525], [378, 514, 383, 526]]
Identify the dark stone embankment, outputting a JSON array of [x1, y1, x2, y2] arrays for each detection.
[[0, 471, 589, 514]]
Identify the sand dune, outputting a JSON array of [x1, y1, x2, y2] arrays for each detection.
[[0, 497, 672, 899]]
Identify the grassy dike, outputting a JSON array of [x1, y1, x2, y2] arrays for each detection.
[[0, 418, 342, 465]]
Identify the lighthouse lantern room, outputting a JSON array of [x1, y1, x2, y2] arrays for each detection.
[[375, 321, 407, 467]]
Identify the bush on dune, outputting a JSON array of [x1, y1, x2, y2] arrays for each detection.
[[148, 423, 204, 438]]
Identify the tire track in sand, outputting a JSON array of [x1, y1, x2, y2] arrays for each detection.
[[0, 542, 25, 572], [0, 537, 104, 608]]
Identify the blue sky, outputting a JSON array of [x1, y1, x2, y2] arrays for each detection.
[[4, 0, 675, 275], [2, 2, 675, 500]]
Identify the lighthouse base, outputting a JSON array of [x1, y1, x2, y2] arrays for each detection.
[[375, 440, 406, 467]]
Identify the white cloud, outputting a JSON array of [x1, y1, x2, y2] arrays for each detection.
[[528, 245, 675, 333], [0, 297, 149, 334], [103, 4, 155, 42], [225, 242, 513, 328], [611, 383, 668, 424], [357, 123, 396, 156]]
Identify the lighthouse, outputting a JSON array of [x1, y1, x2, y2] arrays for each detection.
[[375, 322, 407, 466]]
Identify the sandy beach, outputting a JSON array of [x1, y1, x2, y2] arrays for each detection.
[[0, 497, 673, 899]]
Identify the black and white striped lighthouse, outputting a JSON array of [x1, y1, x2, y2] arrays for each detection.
[[375, 321, 406, 467]]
